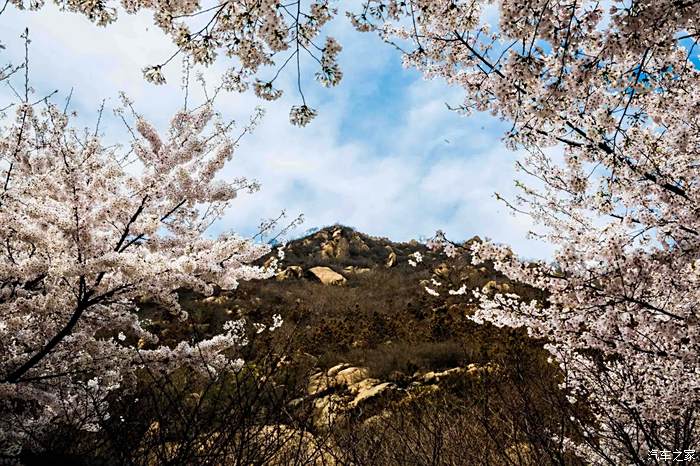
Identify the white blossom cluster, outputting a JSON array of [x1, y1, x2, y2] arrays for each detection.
[[408, 251, 422, 267], [8, 0, 342, 125], [0, 100, 276, 452], [426, 230, 458, 258], [315, 37, 343, 87], [289, 104, 318, 127]]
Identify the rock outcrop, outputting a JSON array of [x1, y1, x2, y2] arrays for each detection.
[[349, 382, 395, 408], [421, 367, 465, 384], [202, 295, 228, 305], [343, 266, 371, 274], [385, 246, 397, 268], [306, 364, 399, 428], [320, 228, 351, 259], [303, 362, 499, 430], [276, 265, 303, 281], [309, 266, 347, 285], [433, 262, 450, 279]]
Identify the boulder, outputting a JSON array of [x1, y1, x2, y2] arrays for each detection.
[[203, 295, 228, 305], [385, 249, 397, 268], [327, 363, 351, 377], [335, 367, 370, 387], [350, 382, 396, 408], [263, 256, 277, 269], [320, 242, 335, 259], [436, 367, 464, 378], [309, 365, 371, 395], [308, 372, 329, 396], [347, 377, 380, 396], [276, 265, 303, 281], [422, 367, 465, 384], [320, 236, 350, 259], [313, 394, 345, 429], [433, 263, 450, 279], [350, 234, 370, 252], [343, 266, 370, 274], [466, 362, 500, 377], [309, 267, 347, 285], [334, 237, 350, 258]]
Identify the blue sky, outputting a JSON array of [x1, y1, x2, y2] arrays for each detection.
[[0, 4, 554, 259]]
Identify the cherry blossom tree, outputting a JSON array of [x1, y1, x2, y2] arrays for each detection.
[[361, 1, 699, 464], [0, 82, 284, 453]]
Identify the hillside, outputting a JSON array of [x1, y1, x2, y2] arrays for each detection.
[[162, 225, 535, 373], [28, 226, 586, 465], [134, 226, 584, 465]]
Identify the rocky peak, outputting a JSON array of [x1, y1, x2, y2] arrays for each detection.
[[269, 224, 477, 274]]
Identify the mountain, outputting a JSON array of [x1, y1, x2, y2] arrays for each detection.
[[35, 225, 584, 465], [167, 224, 521, 373]]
